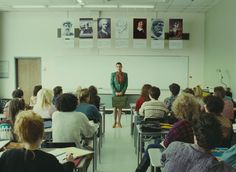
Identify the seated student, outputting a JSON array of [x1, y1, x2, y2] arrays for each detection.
[[0, 110, 75, 172], [203, 95, 232, 147], [33, 88, 56, 119], [52, 93, 97, 147], [139, 86, 168, 119], [52, 86, 63, 105], [161, 113, 235, 172], [29, 85, 42, 107], [12, 88, 24, 99], [221, 144, 236, 169], [214, 86, 234, 122], [135, 84, 152, 112], [164, 83, 180, 111], [136, 93, 199, 172], [88, 85, 100, 110], [76, 88, 101, 123]]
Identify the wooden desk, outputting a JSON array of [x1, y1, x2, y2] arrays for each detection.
[[148, 148, 163, 172]]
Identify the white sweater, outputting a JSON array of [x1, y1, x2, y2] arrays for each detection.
[[52, 111, 97, 147]]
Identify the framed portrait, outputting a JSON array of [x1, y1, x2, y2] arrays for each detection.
[[97, 18, 111, 39], [151, 19, 164, 40], [62, 21, 74, 38], [133, 18, 147, 39], [79, 18, 93, 39], [115, 18, 129, 39], [169, 19, 183, 40], [0, 61, 9, 78]]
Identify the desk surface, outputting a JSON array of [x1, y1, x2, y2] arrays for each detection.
[[148, 148, 163, 167], [137, 124, 169, 135]]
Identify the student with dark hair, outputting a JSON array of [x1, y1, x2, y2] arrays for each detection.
[[161, 113, 235, 172], [203, 95, 232, 147], [0, 110, 75, 172], [164, 83, 180, 111], [12, 88, 24, 99], [52, 93, 96, 147], [88, 85, 100, 110], [139, 86, 168, 119], [53, 86, 63, 105], [76, 88, 101, 123], [214, 86, 234, 122], [135, 84, 152, 112], [30, 85, 42, 107]]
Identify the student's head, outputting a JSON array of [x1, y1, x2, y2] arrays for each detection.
[[33, 85, 42, 97], [182, 88, 194, 95], [203, 95, 224, 115], [116, 62, 122, 72], [89, 85, 98, 96], [12, 88, 24, 98], [172, 93, 200, 121], [192, 112, 222, 150], [214, 86, 226, 99], [55, 93, 78, 112], [141, 84, 152, 101], [9, 98, 25, 124], [36, 88, 53, 108], [149, 86, 160, 100], [225, 87, 232, 98], [169, 83, 180, 96], [53, 86, 63, 97], [14, 111, 44, 146], [79, 88, 90, 103], [193, 85, 203, 98]]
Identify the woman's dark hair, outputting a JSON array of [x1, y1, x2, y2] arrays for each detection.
[[214, 86, 226, 99], [169, 83, 180, 96], [182, 88, 194, 95], [12, 89, 24, 98], [33, 85, 42, 96], [80, 88, 90, 103], [9, 98, 25, 124], [141, 84, 152, 101], [116, 62, 122, 66], [203, 95, 224, 114], [55, 93, 78, 112], [192, 113, 222, 150], [149, 86, 160, 100], [53, 86, 63, 96], [88, 85, 98, 96]]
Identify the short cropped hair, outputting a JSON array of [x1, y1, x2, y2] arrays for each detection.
[[56, 93, 78, 112], [149, 86, 160, 100], [33, 85, 42, 96], [169, 83, 180, 96], [192, 113, 222, 150], [172, 93, 200, 121], [14, 111, 44, 144], [214, 86, 226, 99], [203, 95, 224, 114], [116, 62, 122, 66], [53, 86, 63, 97], [80, 88, 90, 103], [12, 89, 24, 98]]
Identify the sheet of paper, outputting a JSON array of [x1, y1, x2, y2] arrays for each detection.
[[64, 147, 93, 157], [0, 140, 10, 149]]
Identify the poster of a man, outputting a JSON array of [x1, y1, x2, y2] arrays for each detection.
[[169, 19, 183, 40], [115, 18, 129, 39], [133, 18, 147, 39], [62, 21, 74, 37], [97, 18, 111, 39], [79, 18, 93, 39], [151, 19, 164, 40]]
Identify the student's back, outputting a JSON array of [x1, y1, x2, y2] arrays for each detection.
[[0, 148, 70, 172]]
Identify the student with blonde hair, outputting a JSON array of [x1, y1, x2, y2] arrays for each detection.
[[33, 88, 56, 119], [0, 110, 75, 172]]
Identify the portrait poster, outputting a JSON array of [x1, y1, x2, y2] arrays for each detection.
[[79, 18, 93, 39], [151, 19, 164, 40], [133, 18, 147, 39], [97, 18, 111, 39], [115, 18, 129, 39], [169, 19, 183, 40], [62, 21, 74, 40]]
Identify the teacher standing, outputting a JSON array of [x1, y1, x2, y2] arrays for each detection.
[[110, 62, 128, 128]]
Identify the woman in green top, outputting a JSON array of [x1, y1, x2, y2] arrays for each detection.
[[110, 62, 128, 128]]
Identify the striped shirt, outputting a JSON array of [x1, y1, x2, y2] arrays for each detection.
[[139, 100, 168, 119]]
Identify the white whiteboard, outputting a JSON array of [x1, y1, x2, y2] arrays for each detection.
[[43, 55, 189, 93]]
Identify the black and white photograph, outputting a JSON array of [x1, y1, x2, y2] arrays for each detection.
[[97, 18, 111, 39], [79, 18, 93, 39], [151, 19, 164, 40]]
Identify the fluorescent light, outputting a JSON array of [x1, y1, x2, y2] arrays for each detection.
[[119, 5, 154, 9], [76, 0, 85, 6], [12, 5, 46, 9], [84, 5, 118, 8], [48, 5, 81, 9]]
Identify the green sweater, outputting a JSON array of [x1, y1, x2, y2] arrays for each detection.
[[110, 72, 128, 95]]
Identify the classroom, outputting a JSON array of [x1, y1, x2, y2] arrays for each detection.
[[0, 0, 236, 172]]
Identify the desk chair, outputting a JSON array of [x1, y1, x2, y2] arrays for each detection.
[[148, 148, 163, 172]]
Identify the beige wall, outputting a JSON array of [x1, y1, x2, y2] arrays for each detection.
[[205, 0, 236, 95]]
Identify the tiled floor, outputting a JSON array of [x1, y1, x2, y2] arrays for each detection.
[[90, 113, 138, 172]]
